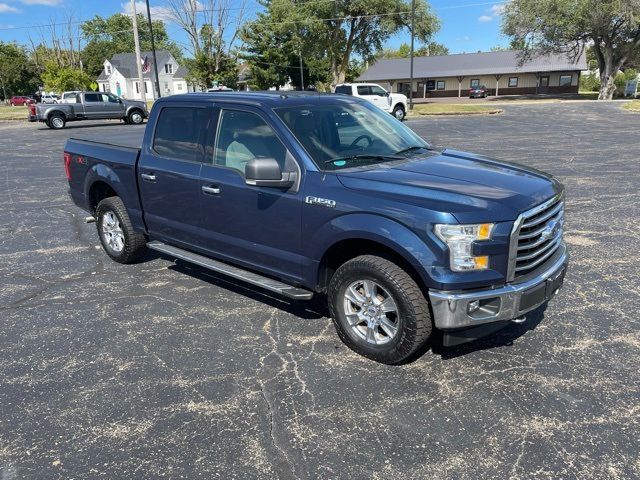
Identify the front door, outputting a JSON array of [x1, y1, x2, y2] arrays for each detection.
[[138, 104, 210, 247], [357, 85, 387, 111], [198, 107, 304, 283], [539, 76, 550, 93]]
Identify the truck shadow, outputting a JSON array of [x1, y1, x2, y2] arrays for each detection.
[[429, 303, 549, 360], [37, 122, 135, 131], [166, 258, 329, 320]]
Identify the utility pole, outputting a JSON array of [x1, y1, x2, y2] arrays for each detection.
[[299, 50, 305, 91], [131, 0, 146, 103], [409, 0, 415, 110], [145, 0, 162, 98]]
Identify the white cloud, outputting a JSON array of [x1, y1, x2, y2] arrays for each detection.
[[0, 3, 20, 13], [121, 1, 174, 22], [478, 15, 493, 22], [490, 4, 505, 15]]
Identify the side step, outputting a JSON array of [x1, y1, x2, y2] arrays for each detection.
[[147, 241, 314, 300]]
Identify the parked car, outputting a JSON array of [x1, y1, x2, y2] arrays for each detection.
[[29, 91, 148, 129], [61, 91, 81, 103], [63, 92, 567, 364], [41, 94, 59, 104], [469, 85, 489, 98], [8, 96, 32, 106], [334, 83, 408, 121], [206, 86, 234, 92]]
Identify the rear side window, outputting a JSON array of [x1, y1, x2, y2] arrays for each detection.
[[153, 107, 208, 162], [357, 85, 371, 95], [84, 93, 101, 102], [335, 85, 352, 95]]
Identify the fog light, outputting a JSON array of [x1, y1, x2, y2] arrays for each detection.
[[467, 300, 480, 314]]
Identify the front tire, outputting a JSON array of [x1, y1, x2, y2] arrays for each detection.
[[96, 196, 147, 264], [128, 109, 144, 125], [392, 104, 406, 121], [328, 255, 432, 364]]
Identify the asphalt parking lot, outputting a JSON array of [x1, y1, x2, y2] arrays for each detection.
[[1, 102, 638, 479]]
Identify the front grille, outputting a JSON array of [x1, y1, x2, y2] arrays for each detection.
[[508, 194, 564, 280]]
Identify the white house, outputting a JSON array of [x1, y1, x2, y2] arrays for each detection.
[[97, 50, 194, 100]]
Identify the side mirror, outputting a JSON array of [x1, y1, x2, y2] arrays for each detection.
[[118, 98, 123, 104], [384, 91, 390, 97], [245, 157, 296, 188]]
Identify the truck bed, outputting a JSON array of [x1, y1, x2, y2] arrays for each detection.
[[70, 128, 145, 150]]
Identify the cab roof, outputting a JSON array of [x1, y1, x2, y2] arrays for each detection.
[[156, 91, 361, 108]]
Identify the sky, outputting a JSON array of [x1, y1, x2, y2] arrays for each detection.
[[0, 0, 511, 55]]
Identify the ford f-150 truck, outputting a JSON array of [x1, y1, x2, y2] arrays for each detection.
[[334, 83, 408, 121], [30, 91, 148, 129], [64, 92, 567, 364]]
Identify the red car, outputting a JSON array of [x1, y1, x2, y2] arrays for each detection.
[[469, 85, 489, 98], [9, 96, 33, 106]]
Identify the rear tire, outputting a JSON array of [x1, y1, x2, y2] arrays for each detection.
[[328, 255, 432, 364], [96, 196, 147, 264], [48, 114, 65, 129]]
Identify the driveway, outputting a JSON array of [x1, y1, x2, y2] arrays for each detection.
[[0, 102, 638, 479]]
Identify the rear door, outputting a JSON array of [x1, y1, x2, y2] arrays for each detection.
[[198, 106, 304, 282], [138, 103, 211, 247]]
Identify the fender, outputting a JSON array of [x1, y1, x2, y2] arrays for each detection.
[[83, 163, 146, 232], [306, 213, 442, 289], [125, 104, 147, 118]]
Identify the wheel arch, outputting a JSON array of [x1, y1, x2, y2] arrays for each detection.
[[317, 237, 428, 297], [47, 110, 67, 120]]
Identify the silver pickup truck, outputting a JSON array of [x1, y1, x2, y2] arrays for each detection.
[[28, 91, 148, 129]]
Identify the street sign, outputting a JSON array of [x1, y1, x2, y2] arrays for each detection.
[[625, 79, 638, 97]]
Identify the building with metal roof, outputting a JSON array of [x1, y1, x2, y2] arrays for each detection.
[[357, 50, 588, 98]]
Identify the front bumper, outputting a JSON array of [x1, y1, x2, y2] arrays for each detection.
[[429, 243, 568, 330]]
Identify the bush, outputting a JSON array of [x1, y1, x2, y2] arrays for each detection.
[[579, 72, 600, 92]]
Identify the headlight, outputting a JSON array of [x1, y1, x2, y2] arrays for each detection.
[[434, 223, 494, 272]]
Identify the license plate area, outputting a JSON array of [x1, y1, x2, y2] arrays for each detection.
[[518, 267, 565, 314]]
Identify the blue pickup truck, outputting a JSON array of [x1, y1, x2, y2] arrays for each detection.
[[64, 92, 567, 364]]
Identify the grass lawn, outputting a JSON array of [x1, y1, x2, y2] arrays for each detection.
[[622, 100, 640, 112], [0, 104, 29, 121], [410, 103, 503, 116]]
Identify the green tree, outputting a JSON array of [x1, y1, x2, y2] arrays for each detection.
[[41, 62, 92, 92], [0, 42, 40, 100], [241, 0, 440, 88], [502, 0, 640, 100], [80, 13, 183, 78]]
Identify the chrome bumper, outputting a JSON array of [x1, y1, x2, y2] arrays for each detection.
[[429, 244, 568, 330]]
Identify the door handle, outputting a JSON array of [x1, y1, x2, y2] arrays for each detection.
[[202, 185, 221, 195], [141, 172, 156, 182]]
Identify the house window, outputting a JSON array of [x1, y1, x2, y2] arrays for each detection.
[[135, 82, 139, 94], [470, 79, 480, 88], [164, 82, 170, 92], [559, 75, 572, 86], [106, 65, 111, 75], [436, 80, 445, 90], [177, 83, 183, 91], [508, 77, 518, 87], [165, 63, 173, 74]]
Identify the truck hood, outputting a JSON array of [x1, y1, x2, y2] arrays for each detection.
[[336, 149, 563, 223]]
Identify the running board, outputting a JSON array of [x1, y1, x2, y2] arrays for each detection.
[[147, 241, 314, 300]]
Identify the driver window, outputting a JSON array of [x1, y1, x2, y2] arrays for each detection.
[[370, 86, 387, 96], [214, 110, 287, 175]]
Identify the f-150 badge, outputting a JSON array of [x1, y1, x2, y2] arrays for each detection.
[[305, 196, 336, 208]]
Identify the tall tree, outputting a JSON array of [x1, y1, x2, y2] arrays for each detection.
[[503, 0, 640, 100], [241, 0, 440, 88], [166, 0, 248, 88], [80, 13, 182, 78], [378, 41, 449, 58], [0, 42, 40, 99]]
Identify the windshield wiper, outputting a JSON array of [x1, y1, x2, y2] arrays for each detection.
[[394, 145, 428, 155], [324, 154, 404, 165]]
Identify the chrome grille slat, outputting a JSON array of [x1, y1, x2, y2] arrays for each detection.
[[521, 201, 564, 229], [515, 238, 563, 272], [507, 193, 565, 280]]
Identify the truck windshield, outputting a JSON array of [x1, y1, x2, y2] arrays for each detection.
[[275, 101, 429, 171]]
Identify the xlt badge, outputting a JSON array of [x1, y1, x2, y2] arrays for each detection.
[[305, 196, 336, 208]]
